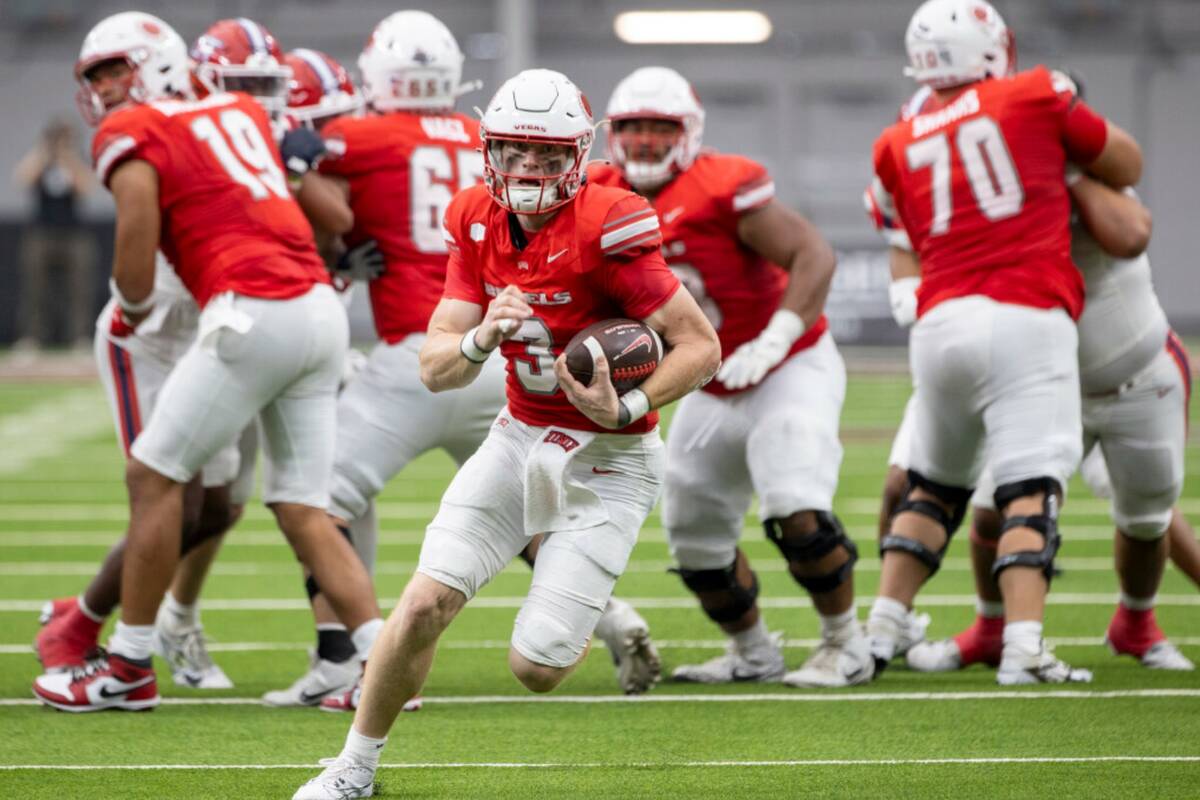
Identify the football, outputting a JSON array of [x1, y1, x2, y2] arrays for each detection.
[[564, 318, 664, 394]]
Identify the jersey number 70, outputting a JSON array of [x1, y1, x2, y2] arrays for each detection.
[[905, 115, 1024, 235]]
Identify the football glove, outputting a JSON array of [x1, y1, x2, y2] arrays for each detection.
[[333, 239, 386, 282], [716, 308, 805, 390], [280, 127, 327, 179], [108, 304, 137, 338], [888, 276, 920, 328]]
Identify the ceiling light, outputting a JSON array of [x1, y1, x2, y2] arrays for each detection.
[[614, 11, 773, 45]]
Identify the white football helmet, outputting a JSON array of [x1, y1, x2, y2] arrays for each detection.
[[359, 10, 470, 112], [75, 12, 192, 125], [480, 69, 595, 215], [904, 0, 1015, 89], [606, 66, 705, 191]]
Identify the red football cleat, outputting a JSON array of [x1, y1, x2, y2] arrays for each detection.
[[1105, 605, 1165, 659], [952, 614, 1005, 668], [33, 651, 159, 712], [319, 679, 422, 713], [35, 597, 103, 672]]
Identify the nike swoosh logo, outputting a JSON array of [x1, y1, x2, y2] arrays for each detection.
[[548, 248, 569, 263], [300, 688, 336, 704], [1157, 386, 1173, 398], [730, 668, 761, 682], [663, 206, 685, 224], [591, 466, 619, 475], [97, 676, 154, 698]]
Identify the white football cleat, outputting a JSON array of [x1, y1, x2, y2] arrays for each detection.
[[293, 757, 375, 800], [904, 638, 964, 672], [262, 653, 359, 707], [152, 615, 233, 690], [783, 631, 875, 688], [672, 632, 785, 684], [1134, 640, 1195, 671], [997, 642, 1093, 685], [895, 610, 931, 656], [594, 597, 662, 694]]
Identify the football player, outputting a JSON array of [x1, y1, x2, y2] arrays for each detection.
[[31, 11, 384, 712], [588, 67, 868, 687], [292, 68, 719, 799], [884, 180, 1194, 673], [865, 0, 1143, 684], [32, 12, 269, 691]]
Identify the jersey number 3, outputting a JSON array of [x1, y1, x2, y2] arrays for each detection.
[[905, 115, 1024, 235], [191, 109, 289, 201]]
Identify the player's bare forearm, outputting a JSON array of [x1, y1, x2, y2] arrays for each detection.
[[738, 199, 835, 327], [1085, 120, 1143, 189], [639, 287, 722, 408], [296, 172, 353, 235], [420, 299, 487, 392], [889, 246, 922, 280], [109, 159, 161, 309], [1069, 176, 1152, 259]]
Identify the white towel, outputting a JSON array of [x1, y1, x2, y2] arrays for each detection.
[[198, 292, 255, 354], [523, 427, 608, 535]]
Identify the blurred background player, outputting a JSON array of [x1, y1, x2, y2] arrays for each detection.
[[865, 0, 1143, 685], [191, 17, 291, 127], [590, 66, 867, 688], [11, 119, 98, 354], [31, 11, 383, 713], [293, 67, 720, 799], [34, 11, 269, 692]]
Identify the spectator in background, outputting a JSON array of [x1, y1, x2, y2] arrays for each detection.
[[12, 118, 97, 352]]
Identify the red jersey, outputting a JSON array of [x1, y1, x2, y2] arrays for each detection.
[[92, 93, 328, 308], [319, 112, 483, 343], [442, 183, 680, 434], [589, 155, 828, 396], [872, 66, 1109, 320]]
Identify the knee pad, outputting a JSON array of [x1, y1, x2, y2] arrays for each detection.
[[879, 471, 975, 577], [671, 561, 759, 624], [991, 478, 1062, 582], [1117, 518, 1170, 542], [764, 511, 858, 594]]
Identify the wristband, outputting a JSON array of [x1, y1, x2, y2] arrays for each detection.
[[763, 308, 806, 345], [108, 278, 155, 315], [616, 388, 651, 429], [459, 325, 493, 363]]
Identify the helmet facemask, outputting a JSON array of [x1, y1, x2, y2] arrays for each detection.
[[483, 133, 592, 215], [608, 116, 687, 191], [196, 57, 291, 112]]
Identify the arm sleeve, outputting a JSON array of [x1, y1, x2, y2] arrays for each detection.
[[1061, 99, 1109, 165], [92, 111, 167, 186]]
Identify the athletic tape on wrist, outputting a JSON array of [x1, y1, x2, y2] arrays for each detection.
[[459, 325, 492, 363], [617, 388, 651, 428], [108, 278, 155, 315]]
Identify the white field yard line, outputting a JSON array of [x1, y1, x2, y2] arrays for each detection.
[[0, 556, 1135, 576], [5, 636, 1200, 655], [6, 497, 1199, 521], [0, 389, 112, 476], [4, 594, 1200, 613], [3, 689, 1200, 708], [2, 755, 1200, 770], [0, 525, 1136, 546]]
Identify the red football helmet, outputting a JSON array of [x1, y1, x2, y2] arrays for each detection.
[[191, 17, 290, 111], [284, 49, 363, 130]]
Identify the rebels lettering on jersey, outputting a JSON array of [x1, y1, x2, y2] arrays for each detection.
[[872, 66, 1108, 320], [589, 155, 827, 396], [442, 183, 680, 433], [319, 112, 483, 343], [92, 93, 328, 308]]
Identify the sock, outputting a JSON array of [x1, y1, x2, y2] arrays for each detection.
[[109, 621, 155, 661], [731, 617, 771, 654], [976, 598, 1005, 618], [867, 596, 908, 662], [819, 609, 858, 642], [1119, 592, 1155, 612], [351, 618, 385, 662], [317, 623, 357, 663], [1002, 620, 1043, 655], [342, 726, 387, 767], [161, 591, 199, 628], [76, 596, 105, 625]]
